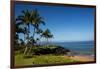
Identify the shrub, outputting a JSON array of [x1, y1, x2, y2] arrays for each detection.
[[31, 45, 70, 55]]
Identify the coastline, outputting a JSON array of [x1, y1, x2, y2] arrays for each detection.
[[63, 54, 94, 62]]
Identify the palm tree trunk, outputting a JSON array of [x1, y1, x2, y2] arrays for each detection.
[[28, 45, 32, 55], [24, 24, 30, 55], [24, 46, 28, 55], [28, 25, 30, 42], [23, 24, 27, 55], [27, 24, 31, 55], [33, 27, 35, 40], [28, 27, 35, 55], [23, 33, 27, 55], [28, 25, 36, 55]]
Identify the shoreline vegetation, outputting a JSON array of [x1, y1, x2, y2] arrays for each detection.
[[15, 54, 94, 66], [15, 45, 94, 66], [14, 9, 94, 66]]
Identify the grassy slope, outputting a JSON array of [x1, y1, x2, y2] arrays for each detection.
[[15, 54, 78, 66]]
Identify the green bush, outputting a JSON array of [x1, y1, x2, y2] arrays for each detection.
[[31, 45, 70, 55]]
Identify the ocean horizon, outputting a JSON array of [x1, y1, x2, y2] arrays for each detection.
[[40, 41, 94, 56]]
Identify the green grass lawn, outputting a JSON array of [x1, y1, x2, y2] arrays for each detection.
[[15, 54, 78, 66]]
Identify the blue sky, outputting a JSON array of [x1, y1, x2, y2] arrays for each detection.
[[15, 3, 95, 42]]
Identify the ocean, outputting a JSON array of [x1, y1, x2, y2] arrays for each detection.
[[50, 41, 94, 56]]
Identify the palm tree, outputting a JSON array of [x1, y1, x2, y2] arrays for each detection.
[[41, 29, 53, 45], [16, 9, 31, 39], [15, 9, 53, 56], [16, 9, 31, 55], [30, 9, 45, 41], [27, 9, 45, 54], [14, 20, 26, 50], [15, 21, 25, 46]]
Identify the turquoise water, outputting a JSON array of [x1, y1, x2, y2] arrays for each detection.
[[51, 41, 94, 56]]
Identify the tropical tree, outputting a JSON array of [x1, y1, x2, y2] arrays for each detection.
[[14, 20, 25, 46], [16, 9, 31, 55], [30, 9, 45, 39], [14, 22, 25, 50], [41, 29, 53, 45], [27, 9, 45, 54], [15, 9, 54, 56], [16, 9, 31, 40]]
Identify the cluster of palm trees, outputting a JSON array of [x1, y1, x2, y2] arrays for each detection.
[[15, 9, 53, 55]]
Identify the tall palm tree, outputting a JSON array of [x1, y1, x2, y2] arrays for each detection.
[[16, 9, 31, 55], [15, 9, 53, 55], [30, 9, 45, 41], [16, 9, 31, 39], [27, 9, 45, 54]]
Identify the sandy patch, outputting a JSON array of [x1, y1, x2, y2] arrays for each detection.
[[62, 55, 94, 62]]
